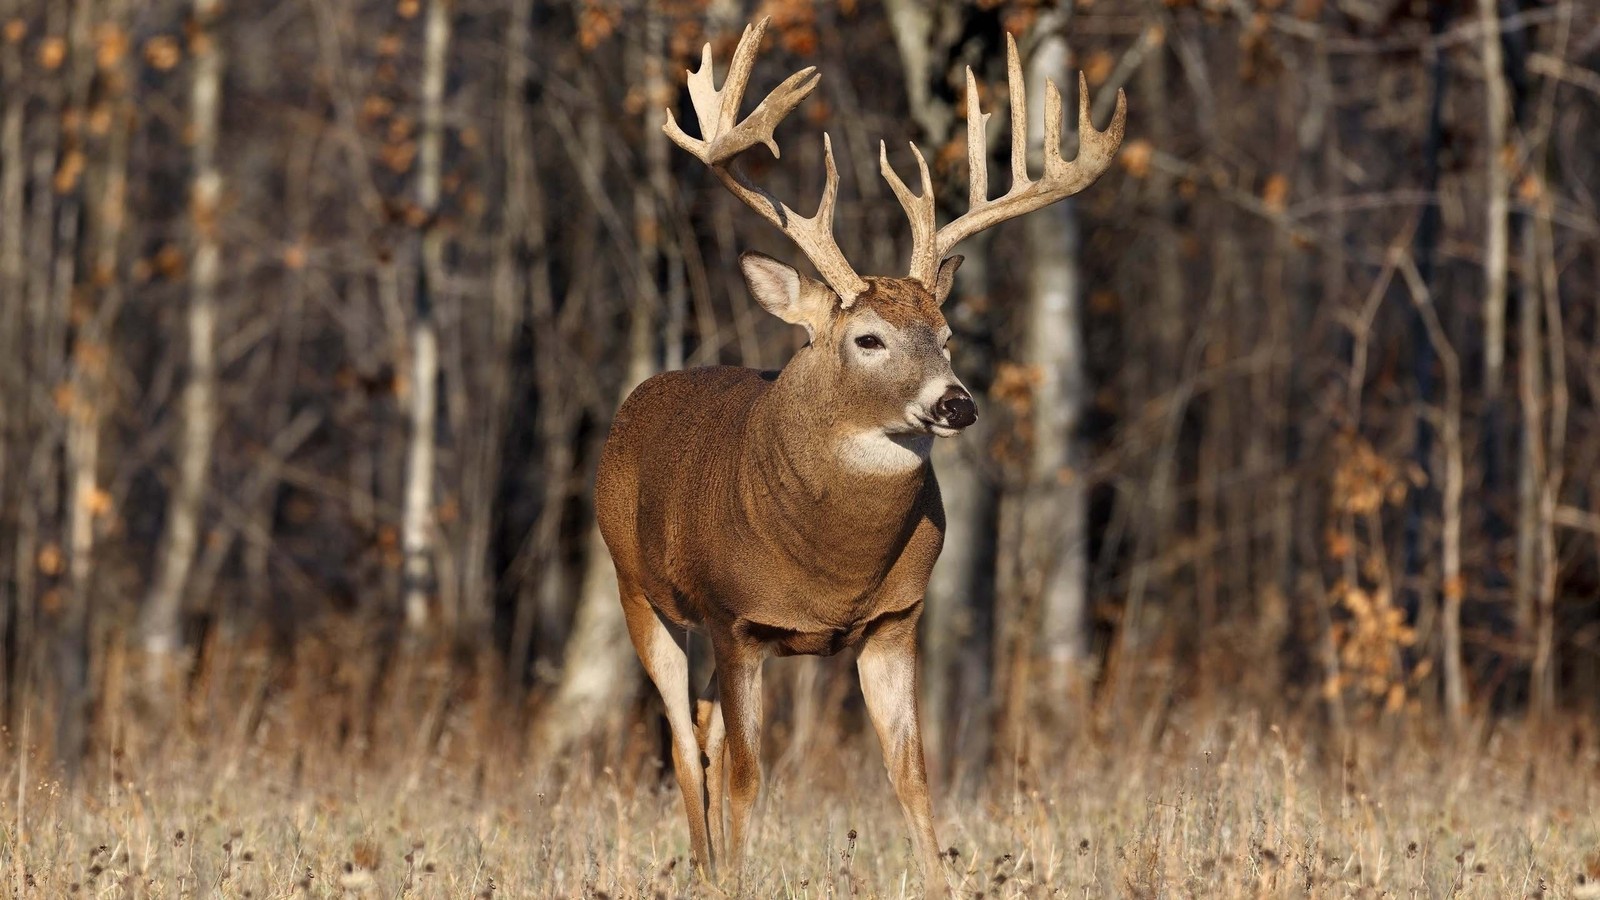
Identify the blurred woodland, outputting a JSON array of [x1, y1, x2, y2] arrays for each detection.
[[2, 0, 1600, 781]]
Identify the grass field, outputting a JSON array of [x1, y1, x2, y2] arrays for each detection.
[[4, 679, 1597, 899]]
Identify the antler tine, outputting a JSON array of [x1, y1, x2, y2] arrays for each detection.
[[663, 18, 867, 302], [1043, 76, 1063, 172], [965, 67, 989, 210], [880, 140, 938, 287], [1006, 35, 1029, 193], [929, 40, 1128, 264], [1053, 72, 1127, 179], [716, 20, 765, 140]]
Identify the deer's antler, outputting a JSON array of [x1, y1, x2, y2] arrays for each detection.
[[883, 35, 1128, 289], [665, 18, 869, 304]]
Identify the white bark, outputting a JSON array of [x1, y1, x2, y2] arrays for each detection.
[[1021, 35, 1089, 699], [1479, 0, 1510, 403], [882, 0, 960, 141], [401, 325, 439, 629], [143, 0, 222, 659], [69, 0, 131, 647], [401, 0, 452, 631], [925, 249, 992, 761]]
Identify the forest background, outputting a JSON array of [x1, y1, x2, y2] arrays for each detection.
[[1, 0, 1599, 894]]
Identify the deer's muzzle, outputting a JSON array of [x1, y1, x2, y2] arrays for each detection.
[[933, 387, 977, 431]]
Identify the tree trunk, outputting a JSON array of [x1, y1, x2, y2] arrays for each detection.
[[1479, 0, 1510, 407], [1021, 34, 1089, 711], [142, 0, 224, 670], [1514, 208, 1544, 701], [925, 244, 996, 785], [1531, 201, 1565, 718], [400, 0, 452, 632]]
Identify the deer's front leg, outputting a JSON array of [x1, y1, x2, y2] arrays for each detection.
[[857, 605, 948, 896], [712, 631, 764, 885]]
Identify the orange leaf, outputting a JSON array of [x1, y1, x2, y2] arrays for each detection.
[[38, 543, 63, 577], [87, 487, 113, 518], [1262, 173, 1289, 213], [1083, 50, 1114, 88], [144, 35, 181, 70], [54, 151, 84, 194], [1119, 139, 1153, 179], [38, 35, 64, 70], [95, 23, 127, 69]]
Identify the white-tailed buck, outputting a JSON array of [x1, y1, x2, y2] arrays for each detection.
[[595, 17, 1124, 894]]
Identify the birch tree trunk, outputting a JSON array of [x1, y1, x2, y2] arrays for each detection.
[[1021, 34, 1090, 710], [401, 0, 451, 631], [1479, 0, 1509, 407], [1477, 0, 1521, 657], [58, 0, 132, 769], [926, 246, 996, 781], [142, 0, 223, 669]]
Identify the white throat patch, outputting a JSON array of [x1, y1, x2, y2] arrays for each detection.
[[838, 430, 932, 475]]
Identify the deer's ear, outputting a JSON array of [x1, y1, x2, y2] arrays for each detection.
[[934, 255, 964, 307], [741, 252, 832, 337]]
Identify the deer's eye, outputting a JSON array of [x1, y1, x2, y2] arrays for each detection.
[[855, 334, 885, 351]]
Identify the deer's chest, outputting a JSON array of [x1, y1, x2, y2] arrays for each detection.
[[745, 616, 874, 657], [703, 516, 940, 655]]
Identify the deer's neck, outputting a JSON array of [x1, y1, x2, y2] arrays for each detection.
[[739, 378, 932, 579]]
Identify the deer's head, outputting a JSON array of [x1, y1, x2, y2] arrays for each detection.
[[739, 252, 974, 442], [664, 18, 1125, 447]]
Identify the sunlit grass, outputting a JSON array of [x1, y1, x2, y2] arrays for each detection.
[[3, 678, 1595, 898]]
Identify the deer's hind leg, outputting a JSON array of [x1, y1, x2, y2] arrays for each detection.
[[693, 659, 727, 866], [620, 586, 714, 877]]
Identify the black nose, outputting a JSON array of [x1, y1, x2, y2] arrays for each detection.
[[934, 387, 977, 430]]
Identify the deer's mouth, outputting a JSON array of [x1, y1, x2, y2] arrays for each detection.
[[912, 414, 962, 438]]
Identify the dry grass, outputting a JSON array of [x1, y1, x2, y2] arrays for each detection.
[[2, 646, 1598, 898]]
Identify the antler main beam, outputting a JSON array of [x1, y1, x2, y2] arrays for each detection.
[[883, 35, 1128, 288], [664, 18, 869, 304]]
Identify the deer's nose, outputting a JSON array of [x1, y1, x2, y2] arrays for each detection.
[[934, 387, 977, 430]]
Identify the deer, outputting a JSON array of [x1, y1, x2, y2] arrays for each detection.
[[594, 17, 1125, 894]]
